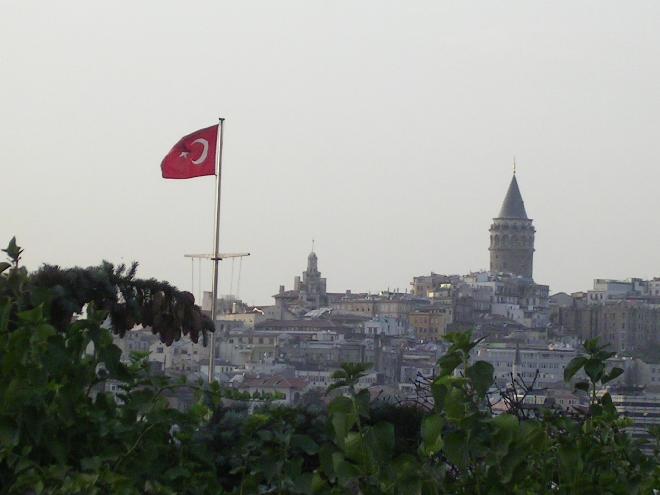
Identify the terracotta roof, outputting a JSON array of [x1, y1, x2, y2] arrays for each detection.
[[240, 375, 307, 390]]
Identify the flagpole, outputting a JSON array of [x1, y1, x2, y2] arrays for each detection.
[[208, 117, 225, 383]]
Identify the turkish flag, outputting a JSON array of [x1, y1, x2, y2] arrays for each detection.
[[161, 125, 218, 179]]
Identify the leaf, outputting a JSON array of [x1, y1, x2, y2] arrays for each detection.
[[310, 471, 326, 493], [594, 350, 616, 361], [437, 352, 462, 376], [559, 444, 582, 478], [291, 434, 320, 455], [574, 381, 590, 392], [392, 454, 424, 494], [331, 412, 354, 448], [600, 392, 618, 416], [355, 389, 371, 418], [0, 417, 19, 447], [257, 430, 273, 442], [466, 360, 494, 396], [332, 452, 360, 482], [420, 415, 444, 456], [492, 414, 518, 457], [431, 381, 448, 411], [519, 421, 545, 450], [584, 358, 605, 383], [17, 305, 44, 324], [499, 447, 527, 484], [80, 457, 102, 471], [258, 459, 283, 482], [319, 444, 337, 481], [602, 367, 624, 384], [0, 302, 10, 333], [564, 356, 587, 382], [291, 472, 314, 495], [0, 261, 11, 273], [163, 465, 192, 481], [328, 396, 353, 415], [343, 431, 365, 464], [444, 387, 465, 420], [583, 338, 600, 354], [366, 422, 395, 464], [2, 236, 23, 262], [443, 430, 467, 468], [47, 440, 67, 464]]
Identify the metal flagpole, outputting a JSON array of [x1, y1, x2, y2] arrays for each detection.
[[208, 117, 225, 383]]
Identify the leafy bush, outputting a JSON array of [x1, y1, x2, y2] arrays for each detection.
[[0, 271, 221, 491]]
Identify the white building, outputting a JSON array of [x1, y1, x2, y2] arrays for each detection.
[[586, 277, 660, 304], [363, 316, 407, 336]]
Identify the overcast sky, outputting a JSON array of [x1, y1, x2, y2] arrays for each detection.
[[1, 1, 659, 304]]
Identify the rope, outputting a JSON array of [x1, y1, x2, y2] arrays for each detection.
[[191, 257, 194, 295], [198, 258, 202, 303]]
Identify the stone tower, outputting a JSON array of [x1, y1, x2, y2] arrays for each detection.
[[489, 173, 535, 279], [293, 248, 327, 308]]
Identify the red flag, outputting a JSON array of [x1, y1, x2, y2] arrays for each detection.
[[161, 125, 218, 179]]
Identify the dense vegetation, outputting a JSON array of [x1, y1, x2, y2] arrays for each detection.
[[0, 239, 658, 494]]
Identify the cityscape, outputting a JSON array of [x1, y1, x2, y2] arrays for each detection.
[[114, 170, 660, 446]]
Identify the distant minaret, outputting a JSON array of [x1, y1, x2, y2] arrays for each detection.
[[299, 243, 327, 307], [305, 250, 319, 279], [489, 167, 535, 279]]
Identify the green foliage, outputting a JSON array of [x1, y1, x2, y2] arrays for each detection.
[[0, 238, 213, 345], [0, 279, 221, 492], [1, 238, 659, 494], [565, 337, 625, 412]]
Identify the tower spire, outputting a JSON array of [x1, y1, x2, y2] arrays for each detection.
[[497, 173, 528, 219], [513, 156, 516, 175]]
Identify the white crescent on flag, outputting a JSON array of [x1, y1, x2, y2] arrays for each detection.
[[191, 138, 209, 165]]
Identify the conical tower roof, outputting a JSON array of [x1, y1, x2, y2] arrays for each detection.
[[497, 174, 528, 219]]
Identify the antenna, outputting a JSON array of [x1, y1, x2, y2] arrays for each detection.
[[513, 156, 517, 175]]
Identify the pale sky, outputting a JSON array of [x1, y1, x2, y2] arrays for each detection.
[[1, 1, 659, 305]]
